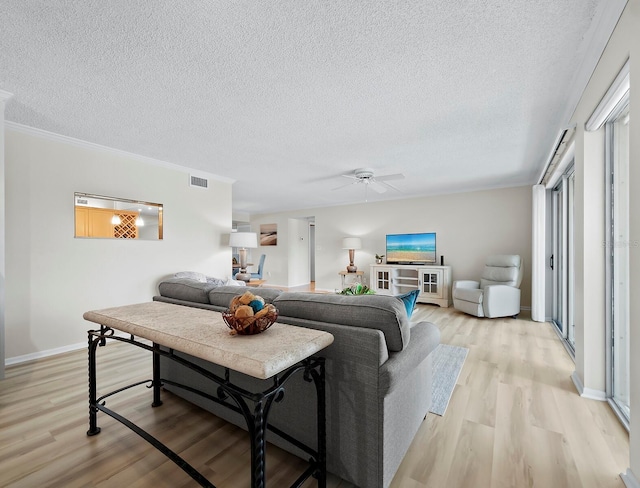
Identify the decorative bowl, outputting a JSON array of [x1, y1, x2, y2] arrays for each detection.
[[222, 308, 278, 335]]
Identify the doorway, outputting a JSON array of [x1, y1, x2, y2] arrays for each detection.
[[309, 221, 315, 285]]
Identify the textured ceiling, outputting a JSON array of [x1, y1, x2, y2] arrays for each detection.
[[0, 1, 625, 214]]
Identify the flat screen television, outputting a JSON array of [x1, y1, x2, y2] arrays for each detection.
[[386, 232, 436, 265]]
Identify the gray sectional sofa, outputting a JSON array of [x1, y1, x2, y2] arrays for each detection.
[[153, 278, 440, 488]]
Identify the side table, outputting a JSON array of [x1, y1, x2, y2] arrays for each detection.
[[339, 270, 364, 288]]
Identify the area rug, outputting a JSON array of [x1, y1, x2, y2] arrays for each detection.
[[429, 344, 469, 416]]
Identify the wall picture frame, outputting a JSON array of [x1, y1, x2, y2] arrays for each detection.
[[260, 223, 277, 246]]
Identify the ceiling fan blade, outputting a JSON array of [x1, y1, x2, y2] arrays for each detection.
[[369, 180, 387, 193], [376, 173, 405, 182], [341, 174, 359, 180], [331, 181, 356, 191], [381, 180, 403, 193]]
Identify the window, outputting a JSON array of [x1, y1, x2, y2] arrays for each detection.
[[552, 166, 575, 352], [606, 99, 630, 425], [585, 58, 629, 428]]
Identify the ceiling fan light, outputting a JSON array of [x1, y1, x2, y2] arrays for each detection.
[[332, 168, 405, 199]]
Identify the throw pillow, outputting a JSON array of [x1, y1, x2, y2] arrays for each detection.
[[396, 289, 420, 318], [206, 276, 226, 287], [174, 271, 207, 283], [225, 277, 246, 287]]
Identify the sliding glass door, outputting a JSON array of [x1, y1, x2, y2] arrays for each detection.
[[607, 101, 630, 423], [552, 168, 575, 351]]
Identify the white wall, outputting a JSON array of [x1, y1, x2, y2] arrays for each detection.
[[573, 126, 607, 394], [251, 185, 532, 304], [4, 127, 232, 361], [568, 0, 638, 480]]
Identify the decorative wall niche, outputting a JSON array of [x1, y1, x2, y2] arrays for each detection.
[[74, 192, 163, 240]]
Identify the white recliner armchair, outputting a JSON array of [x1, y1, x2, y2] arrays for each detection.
[[453, 255, 523, 318]]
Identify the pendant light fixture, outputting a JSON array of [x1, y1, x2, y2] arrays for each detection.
[[111, 201, 121, 225]]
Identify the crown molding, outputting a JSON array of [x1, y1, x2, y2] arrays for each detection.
[[4, 121, 235, 184], [537, 0, 627, 186], [560, 0, 629, 126], [585, 57, 629, 131]]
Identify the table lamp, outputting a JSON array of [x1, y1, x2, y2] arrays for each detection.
[[229, 232, 258, 282], [342, 237, 362, 272]]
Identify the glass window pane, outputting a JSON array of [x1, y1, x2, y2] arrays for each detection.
[[567, 172, 575, 349], [611, 103, 630, 419]]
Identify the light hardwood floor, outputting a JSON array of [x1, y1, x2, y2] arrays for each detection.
[[0, 305, 629, 487]]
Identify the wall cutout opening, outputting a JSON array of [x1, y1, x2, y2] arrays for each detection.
[[74, 192, 163, 240]]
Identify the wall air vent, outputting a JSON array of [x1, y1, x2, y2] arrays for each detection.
[[190, 175, 208, 189]]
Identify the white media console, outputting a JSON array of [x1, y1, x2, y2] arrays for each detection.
[[370, 264, 452, 308]]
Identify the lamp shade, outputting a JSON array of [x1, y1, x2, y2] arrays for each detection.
[[342, 237, 362, 250], [229, 232, 258, 249]]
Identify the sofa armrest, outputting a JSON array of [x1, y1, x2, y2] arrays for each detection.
[[276, 315, 389, 367], [379, 321, 440, 395], [483, 285, 521, 318], [274, 292, 410, 352], [453, 280, 480, 290]]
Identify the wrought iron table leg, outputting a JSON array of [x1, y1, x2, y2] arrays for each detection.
[[315, 359, 327, 488], [99, 325, 107, 347], [84, 328, 327, 487], [251, 399, 268, 488], [87, 332, 101, 436], [152, 342, 163, 407]]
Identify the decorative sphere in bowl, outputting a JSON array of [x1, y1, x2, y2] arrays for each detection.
[[222, 309, 278, 335], [223, 291, 278, 335]]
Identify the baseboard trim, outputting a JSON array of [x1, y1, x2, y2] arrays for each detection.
[[5, 331, 132, 366], [549, 323, 576, 359], [571, 371, 607, 401], [621, 469, 640, 488], [6, 342, 86, 366], [571, 371, 583, 394]]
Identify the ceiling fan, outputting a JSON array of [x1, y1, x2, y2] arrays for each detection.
[[332, 168, 405, 200]]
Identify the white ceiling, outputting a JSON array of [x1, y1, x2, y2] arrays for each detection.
[[0, 1, 627, 215]]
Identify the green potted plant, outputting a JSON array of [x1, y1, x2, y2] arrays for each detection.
[[338, 283, 376, 295], [375, 254, 385, 264]]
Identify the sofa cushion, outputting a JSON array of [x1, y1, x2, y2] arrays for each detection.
[[208, 286, 282, 308], [273, 292, 410, 352], [158, 278, 219, 304], [396, 289, 420, 318]]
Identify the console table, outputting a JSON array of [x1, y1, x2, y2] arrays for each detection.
[[83, 301, 334, 487]]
